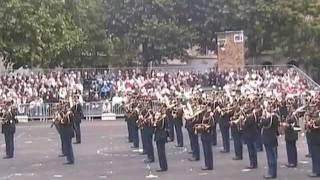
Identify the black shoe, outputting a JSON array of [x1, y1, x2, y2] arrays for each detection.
[[201, 167, 213, 170], [58, 154, 66, 157], [285, 164, 296, 168], [139, 152, 147, 155], [63, 162, 74, 165], [212, 143, 217, 146], [263, 175, 276, 179], [305, 154, 311, 158], [220, 150, 229, 153], [308, 173, 320, 177], [232, 157, 243, 160], [175, 145, 184, 147], [131, 146, 139, 149], [257, 149, 263, 152], [2, 156, 13, 159], [156, 169, 167, 172], [188, 151, 193, 154], [144, 159, 155, 163], [188, 157, 200, 161], [73, 142, 81, 144], [168, 139, 174, 142], [246, 165, 257, 169]]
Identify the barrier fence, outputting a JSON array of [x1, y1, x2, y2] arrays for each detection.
[[16, 100, 163, 122]]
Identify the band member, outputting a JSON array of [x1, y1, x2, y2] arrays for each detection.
[[124, 102, 133, 143], [261, 107, 280, 179], [166, 104, 175, 142], [283, 114, 299, 168], [306, 111, 320, 177], [218, 103, 232, 153], [1, 103, 18, 159], [243, 107, 258, 169], [143, 109, 155, 163], [52, 103, 66, 157], [130, 103, 140, 149], [73, 97, 84, 144], [195, 106, 214, 170], [254, 100, 264, 152], [154, 111, 168, 172], [139, 105, 148, 155], [61, 104, 76, 165], [211, 100, 220, 146], [230, 107, 243, 160], [173, 100, 184, 147], [184, 103, 200, 161]]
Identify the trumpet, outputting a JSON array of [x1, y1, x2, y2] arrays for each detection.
[[153, 112, 166, 129]]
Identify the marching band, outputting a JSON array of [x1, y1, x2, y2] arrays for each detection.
[[123, 88, 320, 178], [0, 85, 319, 178]]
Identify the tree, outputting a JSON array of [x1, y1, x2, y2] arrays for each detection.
[[0, 0, 82, 68], [105, 0, 195, 66]]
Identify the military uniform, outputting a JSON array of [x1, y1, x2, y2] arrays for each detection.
[[61, 110, 75, 164], [173, 107, 184, 147], [154, 115, 168, 172], [131, 109, 140, 148], [53, 112, 66, 157], [73, 102, 84, 144], [197, 111, 214, 170], [261, 113, 279, 179], [219, 111, 231, 153], [166, 109, 175, 142], [231, 122, 243, 160], [309, 118, 320, 177], [1, 107, 17, 159], [186, 118, 200, 161], [243, 113, 258, 169], [284, 115, 299, 168]]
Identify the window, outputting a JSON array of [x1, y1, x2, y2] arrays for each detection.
[[234, 33, 243, 43]]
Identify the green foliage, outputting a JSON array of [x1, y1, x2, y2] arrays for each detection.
[[0, 0, 320, 68], [0, 0, 82, 68]]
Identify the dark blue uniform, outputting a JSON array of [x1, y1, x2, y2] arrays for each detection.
[[284, 115, 299, 168], [261, 114, 279, 179], [154, 117, 168, 171], [140, 128, 147, 154], [231, 123, 243, 160], [243, 114, 258, 168], [61, 111, 75, 164], [186, 118, 200, 161], [198, 112, 214, 170], [1, 109, 17, 159], [254, 109, 264, 152], [309, 119, 320, 177], [125, 114, 133, 143], [144, 124, 155, 162], [173, 108, 184, 147], [73, 103, 83, 144], [219, 112, 231, 153], [130, 110, 140, 148], [167, 110, 175, 142], [53, 112, 66, 157]]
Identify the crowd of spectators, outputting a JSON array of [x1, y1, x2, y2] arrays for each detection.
[[0, 66, 317, 108]]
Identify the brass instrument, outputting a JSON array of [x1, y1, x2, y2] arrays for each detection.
[[194, 108, 213, 134], [137, 109, 152, 128], [230, 108, 246, 131], [153, 112, 166, 129]]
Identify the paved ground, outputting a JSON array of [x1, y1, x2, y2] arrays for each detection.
[[0, 120, 316, 180]]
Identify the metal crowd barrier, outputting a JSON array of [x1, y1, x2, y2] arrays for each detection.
[[16, 100, 162, 122]]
